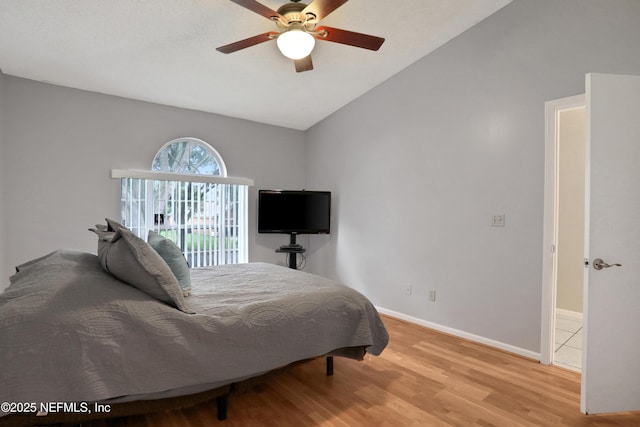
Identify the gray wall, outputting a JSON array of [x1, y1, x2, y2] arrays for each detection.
[[1, 76, 307, 288], [0, 70, 5, 284], [306, 0, 640, 353]]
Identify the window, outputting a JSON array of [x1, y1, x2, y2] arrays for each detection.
[[152, 138, 225, 175], [115, 138, 252, 267]]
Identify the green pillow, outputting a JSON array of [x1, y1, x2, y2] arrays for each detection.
[[148, 230, 192, 297]]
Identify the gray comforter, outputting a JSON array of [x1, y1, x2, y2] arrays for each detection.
[[0, 250, 388, 408]]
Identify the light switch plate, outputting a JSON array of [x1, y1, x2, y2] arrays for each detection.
[[492, 214, 505, 227]]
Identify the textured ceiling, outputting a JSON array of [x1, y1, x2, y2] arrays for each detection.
[[0, 0, 511, 130]]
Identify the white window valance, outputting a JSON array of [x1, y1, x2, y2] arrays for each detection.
[[111, 169, 254, 186]]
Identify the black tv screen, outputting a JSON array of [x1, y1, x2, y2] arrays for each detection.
[[258, 190, 331, 235]]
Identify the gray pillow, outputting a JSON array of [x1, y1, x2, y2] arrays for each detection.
[[105, 218, 126, 232], [88, 224, 115, 260], [88, 218, 125, 258], [92, 225, 192, 313], [148, 230, 192, 297]]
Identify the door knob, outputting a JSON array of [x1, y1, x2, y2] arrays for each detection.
[[593, 258, 622, 270]]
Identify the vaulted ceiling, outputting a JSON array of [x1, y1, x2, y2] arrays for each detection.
[[0, 0, 511, 130]]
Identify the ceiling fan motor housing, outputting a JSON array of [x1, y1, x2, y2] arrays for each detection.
[[276, 2, 314, 25]]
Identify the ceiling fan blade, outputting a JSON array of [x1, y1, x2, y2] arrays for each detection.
[[294, 55, 314, 73], [229, 0, 284, 21], [302, 0, 349, 21], [315, 26, 385, 51], [216, 32, 279, 54]]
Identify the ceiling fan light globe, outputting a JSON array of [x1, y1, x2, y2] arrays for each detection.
[[277, 30, 315, 60]]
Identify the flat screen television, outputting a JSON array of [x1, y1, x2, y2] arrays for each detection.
[[258, 190, 331, 235]]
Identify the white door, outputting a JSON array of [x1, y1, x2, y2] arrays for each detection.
[[582, 73, 640, 414]]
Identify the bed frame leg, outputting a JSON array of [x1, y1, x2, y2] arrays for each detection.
[[216, 393, 228, 421], [326, 356, 334, 376]]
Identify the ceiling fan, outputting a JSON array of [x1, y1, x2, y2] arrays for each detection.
[[216, 0, 385, 72]]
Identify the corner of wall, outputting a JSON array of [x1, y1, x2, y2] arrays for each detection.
[[0, 69, 6, 289]]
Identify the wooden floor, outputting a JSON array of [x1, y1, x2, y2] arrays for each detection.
[[83, 315, 639, 427]]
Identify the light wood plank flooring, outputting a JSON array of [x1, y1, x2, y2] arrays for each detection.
[[84, 315, 640, 426]]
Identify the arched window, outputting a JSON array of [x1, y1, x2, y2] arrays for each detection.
[[152, 137, 227, 176], [115, 138, 251, 267]]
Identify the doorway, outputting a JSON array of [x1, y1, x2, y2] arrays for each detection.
[[544, 73, 640, 414], [554, 105, 586, 371], [540, 94, 586, 369]]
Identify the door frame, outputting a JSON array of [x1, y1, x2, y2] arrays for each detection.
[[541, 93, 586, 367]]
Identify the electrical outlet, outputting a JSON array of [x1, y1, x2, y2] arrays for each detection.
[[405, 284, 412, 295], [491, 213, 506, 227], [428, 290, 436, 302]]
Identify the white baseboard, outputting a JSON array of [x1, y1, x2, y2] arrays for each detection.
[[376, 306, 541, 361], [556, 308, 583, 321]]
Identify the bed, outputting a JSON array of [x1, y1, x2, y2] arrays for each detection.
[[0, 222, 389, 425]]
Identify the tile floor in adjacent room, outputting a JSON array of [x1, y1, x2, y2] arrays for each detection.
[[554, 311, 583, 372]]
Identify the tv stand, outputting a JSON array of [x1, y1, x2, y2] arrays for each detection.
[[275, 234, 306, 270]]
